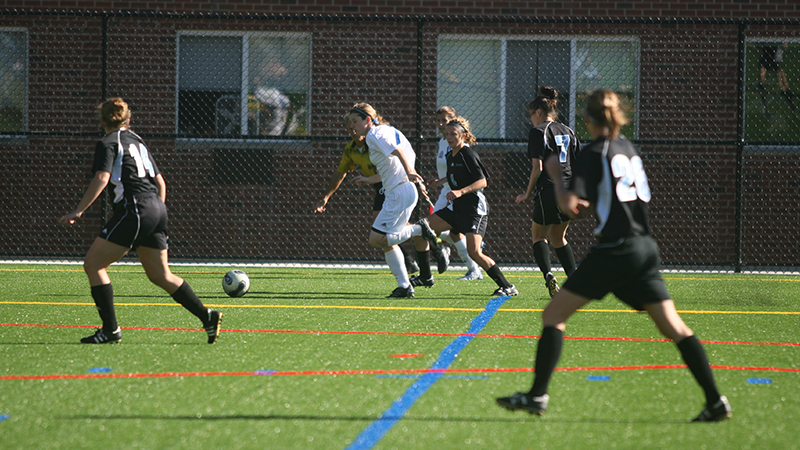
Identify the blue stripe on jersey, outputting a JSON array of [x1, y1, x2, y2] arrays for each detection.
[[395, 130, 401, 145]]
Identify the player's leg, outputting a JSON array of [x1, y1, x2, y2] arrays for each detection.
[[81, 237, 129, 342], [496, 288, 589, 413], [443, 230, 482, 280], [410, 213, 451, 287], [644, 300, 728, 420], [530, 221, 558, 296], [548, 221, 576, 277], [138, 246, 222, 343], [466, 231, 516, 296]]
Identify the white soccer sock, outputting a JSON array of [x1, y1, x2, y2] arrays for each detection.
[[439, 230, 455, 245], [454, 236, 481, 273], [386, 224, 420, 246], [385, 246, 410, 288]]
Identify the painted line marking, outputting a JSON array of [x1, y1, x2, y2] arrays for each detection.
[[1, 364, 796, 382], [3, 323, 798, 347], [3, 301, 800, 316], [0, 414, 9, 422], [345, 296, 508, 450], [390, 354, 425, 358], [376, 375, 490, 380], [747, 378, 773, 384], [87, 368, 112, 373], [587, 375, 611, 381]]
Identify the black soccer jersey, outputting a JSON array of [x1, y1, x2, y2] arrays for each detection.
[[569, 136, 651, 241], [527, 121, 581, 190], [92, 129, 160, 204], [446, 144, 488, 215]]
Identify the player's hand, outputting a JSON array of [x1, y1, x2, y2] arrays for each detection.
[[313, 200, 327, 213], [351, 175, 368, 186], [515, 193, 529, 204], [59, 211, 82, 225], [407, 173, 424, 184], [445, 190, 462, 202]]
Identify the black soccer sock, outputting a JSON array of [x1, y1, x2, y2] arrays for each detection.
[[171, 282, 210, 323], [416, 250, 432, 279], [532, 240, 552, 279], [529, 326, 564, 397], [555, 243, 577, 277], [91, 284, 118, 333], [677, 335, 721, 405], [486, 264, 512, 288]]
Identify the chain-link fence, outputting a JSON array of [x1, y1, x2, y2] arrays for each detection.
[[1, 12, 799, 270]]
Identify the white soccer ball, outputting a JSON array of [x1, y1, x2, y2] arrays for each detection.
[[222, 270, 250, 297]]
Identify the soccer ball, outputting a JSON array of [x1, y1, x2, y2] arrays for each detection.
[[222, 270, 250, 297]]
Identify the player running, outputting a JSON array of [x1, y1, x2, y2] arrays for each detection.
[[413, 116, 518, 297], [347, 102, 435, 298], [59, 98, 222, 344], [515, 86, 580, 297], [496, 89, 731, 422]]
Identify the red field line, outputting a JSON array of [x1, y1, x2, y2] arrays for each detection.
[[3, 323, 799, 347]]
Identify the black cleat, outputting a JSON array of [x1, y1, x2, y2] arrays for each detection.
[[492, 285, 519, 297], [418, 218, 438, 244], [410, 275, 435, 287], [388, 286, 415, 298], [496, 392, 549, 415], [80, 327, 121, 344], [204, 310, 223, 344], [692, 395, 732, 422], [433, 245, 450, 274]]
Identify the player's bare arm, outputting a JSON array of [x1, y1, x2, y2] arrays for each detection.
[[446, 178, 487, 202], [391, 148, 423, 183], [59, 170, 111, 225], [516, 158, 543, 204]]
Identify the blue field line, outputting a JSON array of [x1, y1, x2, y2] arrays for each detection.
[[344, 296, 508, 450]]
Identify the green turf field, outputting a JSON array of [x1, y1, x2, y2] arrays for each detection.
[[0, 265, 798, 449]]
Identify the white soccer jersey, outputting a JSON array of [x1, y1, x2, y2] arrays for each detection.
[[366, 124, 416, 192], [434, 137, 452, 210]]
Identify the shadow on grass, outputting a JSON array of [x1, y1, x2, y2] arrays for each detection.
[[64, 413, 687, 425]]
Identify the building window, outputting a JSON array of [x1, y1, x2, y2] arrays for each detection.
[[177, 31, 311, 138], [745, 39, 800, 143], [438, 35, 639, 140], [0, 29, 28, 133]]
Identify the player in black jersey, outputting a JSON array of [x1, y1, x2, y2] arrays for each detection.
[[497, 89, 731, 422], [413, 117, 518, 297], [59, 98, 223, 344], [515, 87, 580, 297]]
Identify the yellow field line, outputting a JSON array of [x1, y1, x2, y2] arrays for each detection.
[[2, 301, 798, 315]]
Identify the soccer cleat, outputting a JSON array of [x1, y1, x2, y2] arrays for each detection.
[[458, 270, 483, 281], [692, 395, 732, 422], [433, 245, 450, 274], [388, 286, 415, 298], [417, 218, 438, 244], [546, 273, 560, 298], [492, 285, 519, 297], [410, 275, 435, 287], [496, 392, 549, 415], [204, 310, 223, 344], [80, 327, 122, 344]]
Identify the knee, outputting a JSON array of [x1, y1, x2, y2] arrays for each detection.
[[369, 234, 386, 249]]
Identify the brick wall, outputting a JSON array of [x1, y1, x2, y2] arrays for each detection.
[[1, 10, 798, 267]]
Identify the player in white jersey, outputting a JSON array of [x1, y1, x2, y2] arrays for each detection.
[[423, 106, 483, 281], [347, 103, 435, 298]]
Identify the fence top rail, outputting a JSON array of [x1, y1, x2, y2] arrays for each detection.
[[2, 9, 800, 26]]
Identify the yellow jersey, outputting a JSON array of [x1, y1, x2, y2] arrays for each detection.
[[337, 139, 377, 177]]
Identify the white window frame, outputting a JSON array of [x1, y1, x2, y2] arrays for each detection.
[[438, 34, 640, 140], [175, 30, 312, 145]]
